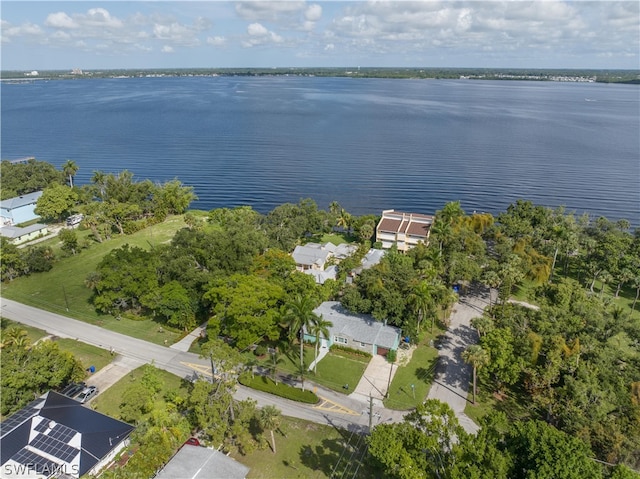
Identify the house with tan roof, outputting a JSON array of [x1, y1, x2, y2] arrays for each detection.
[[375, 209, 434, 252]]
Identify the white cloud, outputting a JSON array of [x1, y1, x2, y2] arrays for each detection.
[[235, 1, 306, 22], [305, 4, 322, 22], [247, 22, 269, 37], [45, 12, 77, 29], [207, 36, 226, 46], [162, 45, 174, 53], [243, 22, 284, 47]]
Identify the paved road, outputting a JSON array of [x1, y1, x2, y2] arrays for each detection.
[[0, 298, 405, 432], [426, 284, 489, 434]]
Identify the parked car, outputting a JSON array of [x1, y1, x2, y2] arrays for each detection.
[[184, 438, 201, 447], [60, 382, 86, 398], [76, 386, 98, 404]]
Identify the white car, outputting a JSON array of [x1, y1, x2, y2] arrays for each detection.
[[76, 386, 98, 404]]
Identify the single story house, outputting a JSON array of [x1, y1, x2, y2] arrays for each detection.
[[0, 223, 48, 245], [292, 242, 357, 284], [0, 391, 135, 479], [376, 209, 434, 252], [306, 301, 401, 357], [0, 191, 43, 226], [155, 443, 249, 479]]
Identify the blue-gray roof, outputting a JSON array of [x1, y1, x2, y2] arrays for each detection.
[[0, 223, 47, 239], [312, 301, 400, 349], [156, 444, 249, 479], [0, 191, 43, 210]]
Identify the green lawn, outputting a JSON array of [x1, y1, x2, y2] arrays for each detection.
[[311, 352, 369, 393], [231, 416, 374, 479], [1, 215, 187, 345], [92, 365, 188, 420], [383, 343, 439, 410], [54, 338, 113, 373]]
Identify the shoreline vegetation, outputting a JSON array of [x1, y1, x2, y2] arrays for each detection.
[[1, 67, 639, 84]]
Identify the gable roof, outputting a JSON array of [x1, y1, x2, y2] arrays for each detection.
[[292, 244, 332, 267], [155, 444, 249, 479], [0, 391, 134, 478], [0, 223, 47, 239], [312, 301, 400, 349], [0, 191, 43, 211]]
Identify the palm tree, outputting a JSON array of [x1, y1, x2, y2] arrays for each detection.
[[409, 280, 434, 335], [462, 345, 489, 405], [336, 209, 352, 232], [310, 315, 333, 374], [269, 348, 285, 385], [284, 295, 319, 373], [329, 201, 341, 216], [91, 170, 108, 199], [259, 405, 282, 454], [63, 159, 79, 188], [2, 327, 29, 349]]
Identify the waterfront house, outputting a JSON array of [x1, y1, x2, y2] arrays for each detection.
[[375, 209, 434, 252], [305, 301, 401, 357], [292, 242, 357, 284], [0, 191, 43, 226], [0, 391, 134, 479]]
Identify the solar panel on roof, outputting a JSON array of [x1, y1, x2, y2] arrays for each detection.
[[30, 433, 79, 463], [34, 418, 52, 433], [12, 448, 60, 475], [0, 406, 38, 438], [49, 423, 76, 443]]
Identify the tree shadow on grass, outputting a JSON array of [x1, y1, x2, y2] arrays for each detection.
[[297, 436, 371, 478]]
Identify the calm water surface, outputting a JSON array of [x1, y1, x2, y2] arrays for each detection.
[[2, 76, 638, 223]]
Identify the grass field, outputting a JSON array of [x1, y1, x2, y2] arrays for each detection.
[[92, 365, 189, 420], [1, 216, 187, 345], [383, 343, 439, 410], [311, 352, 369, 393], [232, 416, 374, 479]]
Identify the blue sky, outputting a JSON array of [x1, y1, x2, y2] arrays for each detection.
[[1, 1, 638, 70]]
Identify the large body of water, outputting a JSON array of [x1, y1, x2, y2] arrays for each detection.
[[2, 76, 638, 223]]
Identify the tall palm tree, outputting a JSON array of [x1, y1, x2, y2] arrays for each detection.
[[336, 209, 352, 232], [91, 170, 108, 199], [462, 345, 490, 405], [409, 280, 434, 335], [284, 295, 319, 373], [63, 159, 79, 188], [259, 405, 282, 454], [310, 315, 333, 374]]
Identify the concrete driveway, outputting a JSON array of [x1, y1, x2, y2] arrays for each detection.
[[350, 354, 396, 405]]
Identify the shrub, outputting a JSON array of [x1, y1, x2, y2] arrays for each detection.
[[239, 375, 319, 404], [330, 344, 372, 359], [387, 349, 397, 363], [254, 345, 267, 357]]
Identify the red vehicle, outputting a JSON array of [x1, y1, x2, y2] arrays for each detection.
[[184, 438, 200, 447]]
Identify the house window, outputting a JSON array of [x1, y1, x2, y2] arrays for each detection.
[[334, 336, 347, 344], [360, 342, 366, 347]]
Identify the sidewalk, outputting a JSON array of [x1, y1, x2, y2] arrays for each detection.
[[170, 322, 207, 352]]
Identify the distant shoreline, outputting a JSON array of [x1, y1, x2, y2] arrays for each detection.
[[1, 67, 639, 84]]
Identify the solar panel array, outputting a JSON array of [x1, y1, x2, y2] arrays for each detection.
[[30, 433, 79, 463], [0, 406, 38, 438], [34, 418, 52, 433], [49, 423, 76, 443], [11, 448, 60, 476]]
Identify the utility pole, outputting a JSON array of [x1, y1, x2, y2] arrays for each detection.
[[369, 394, 374, 432], [62, 285, 69, 311]]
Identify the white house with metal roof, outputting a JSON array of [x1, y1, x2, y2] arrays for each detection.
[[0, 191, 43, 226], [305, 301, 401, 357], [0, 223, 48, 245]]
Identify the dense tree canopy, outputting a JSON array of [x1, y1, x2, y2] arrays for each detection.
[[0, 159, 65, 199]]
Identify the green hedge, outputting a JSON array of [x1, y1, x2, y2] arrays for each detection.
[[330, 344, 372, 359], [239, 375, 319, 404]]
